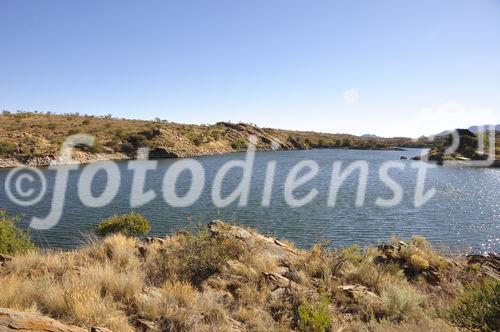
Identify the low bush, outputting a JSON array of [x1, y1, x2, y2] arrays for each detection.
[[95, 212, 150, 237], [0, 140, 17, 155], [408, 235, 448, 269], [231, 138, 247, 150], [74, 141, 106, 154], [298, 296, 331, 332], [0, 210, 35, 255], [380, 280, 424, 322], [344, 258, 383, 291], [146, 228, 245, 286], [191, 134, 205, 146], [342, 244, 364, 264], [138, 128, 161, 139], [120, 133, 152, 153], [447, 279, 500, 332]]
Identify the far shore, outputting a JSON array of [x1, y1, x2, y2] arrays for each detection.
[[0, 112, 429, 169], [0, 146, 414, 169]]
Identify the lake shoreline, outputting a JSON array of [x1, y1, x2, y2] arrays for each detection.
[[0, 146, 411, 169], [1, 112, 430, 169], [411, 154, 500, 168], [3, 148, 498, 252]]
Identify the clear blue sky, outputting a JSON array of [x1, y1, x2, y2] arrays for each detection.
[[1, 0, 499, 137]]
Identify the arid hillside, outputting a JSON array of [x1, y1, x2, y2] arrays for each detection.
[[0, 111, 430, 166], [0, 218, 498, 332]]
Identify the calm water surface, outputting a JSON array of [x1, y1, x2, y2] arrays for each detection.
[[1, 149, 499, 252]]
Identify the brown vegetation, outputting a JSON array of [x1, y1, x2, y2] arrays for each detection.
[[0, 111, 429, 166], [0, 220, 498, 331]]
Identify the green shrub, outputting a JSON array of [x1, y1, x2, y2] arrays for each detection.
[[0, 209, 35, 255], [342, 244, 363, 264], [447, 279, 500, 332], [380, 280, 424, 322], [74, 140, 105, 154], [95, 212, 150, 237], [466, 263, 481, 274], [298, 296, 331, 332], [179, 230, 245, 285], [147, 228, 245, 287], [0, 141, 17, 156], [192, 135, 205, 146], [138, 128, 161, 139], [231, 138, 247, 150], [210, 130, 221, 141]]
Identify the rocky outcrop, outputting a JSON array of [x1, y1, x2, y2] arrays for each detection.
[[208, 220, 300, 263], [0, 254, 13, 268], [0, 308, 114, 332], [215, 122, 308, 151], [414, 129, 500, 167], [0, 152, 128, 168], [0, 308, 86, 332], [337, 285, 381, 306], [467, 253, 500, 280], [147, 148, 180, 159], [0, 159, 22, 168]]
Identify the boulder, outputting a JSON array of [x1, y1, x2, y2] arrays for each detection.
[[262, 272, 300, 291], [0, 254, 13, 267], [0, 254, 13, 262], [134, 318, 159, 332], [226, 316, 246, 332], [467, 253, 500, 280], [0, 307, 86, 332], [337, 285, 381, 305], [148, 148, 179, 159], [90, 328, 112, 332], [144, 237, 166, 245], [208, 220, 300, 264]]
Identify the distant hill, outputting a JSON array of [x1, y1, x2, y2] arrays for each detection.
[[467, 125, 500, 134], [360, 134, 379, 139], [435, 125, 500, 137]]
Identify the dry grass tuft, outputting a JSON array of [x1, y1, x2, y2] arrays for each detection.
[[379, 280, 425, 322]]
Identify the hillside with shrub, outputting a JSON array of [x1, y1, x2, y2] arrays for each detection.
[[415, 129, 500, 166], [0, 111, 430, 166]]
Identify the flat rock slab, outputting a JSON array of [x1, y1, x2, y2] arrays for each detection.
[[0, 308, 86, 332]]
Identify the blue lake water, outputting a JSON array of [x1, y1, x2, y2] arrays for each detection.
[[1, 148, 499, 252]]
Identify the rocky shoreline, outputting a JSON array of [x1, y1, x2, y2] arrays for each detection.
[[0, 146, 411, 169], [0, 151, 130, 169]]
